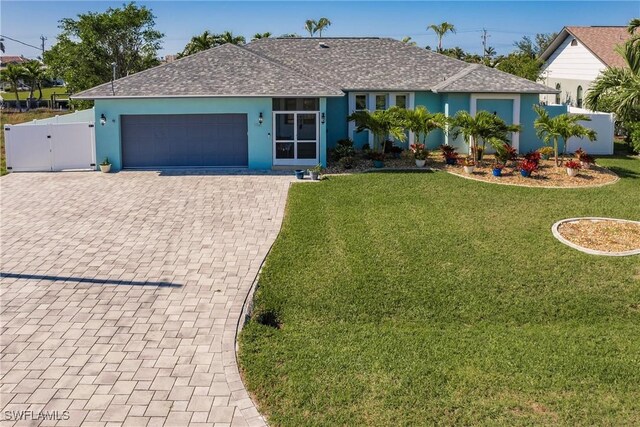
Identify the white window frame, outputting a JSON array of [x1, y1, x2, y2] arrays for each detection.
[[348, 92, 415, 147], [272, 111, 319, 166]]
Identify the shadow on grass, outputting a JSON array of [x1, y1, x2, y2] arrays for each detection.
[[0, 272, 182, 288]]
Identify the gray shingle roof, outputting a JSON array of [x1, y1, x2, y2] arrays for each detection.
[[72, 43, 344, 99], [247, 37, 557, 93], [74, 37, 558, 99]]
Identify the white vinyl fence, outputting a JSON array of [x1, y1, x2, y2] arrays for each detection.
[[4, 109, 96, 172], [544, 106, 615, 155]]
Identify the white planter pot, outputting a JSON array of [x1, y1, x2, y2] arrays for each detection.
[[566, 167, 578, 177], [99, 164, 111, 173], [415, 159, 426, 167], [309, 171, 320, 180], [463, 165, 475, 174]]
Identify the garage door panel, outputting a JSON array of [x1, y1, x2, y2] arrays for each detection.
[[121, 114, 248, 168]]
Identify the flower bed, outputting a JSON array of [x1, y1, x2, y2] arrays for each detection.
[[326, 152, 619, 188], [552, 218, 640, 256]]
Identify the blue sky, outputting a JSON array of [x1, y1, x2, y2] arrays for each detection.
[[1, 1, 638, 59]]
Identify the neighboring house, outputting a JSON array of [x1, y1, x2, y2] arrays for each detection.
[[0, 55, 28, 69], [73, 37, 557, 171], [539, 26, 630, 107]]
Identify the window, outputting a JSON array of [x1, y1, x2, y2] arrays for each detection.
[[576, 86, 583, 108], [395, 94, 407, 109], [375, 94, 387, 110], [555, 84, 561, 105], [355, 94, 368, 111], [272, 98, 319, 111], [570, 39, 578, 46]]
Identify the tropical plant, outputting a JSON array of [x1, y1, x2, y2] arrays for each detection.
[[451, 111, 521, 165], [629, 18, 640, 34], [519, 159, 538, 174], [495, 142, 518, 165], [180, 31, 218, 57], [22, 60, 46, 105], [339, 156, 355, 169], [252, 32, 272, 40], [347, 107, 407, 154], [403, 106, 448, 146], [316, 18, 331, 37], [0, 63, 25, 111], [304, 19, 317, 37], [409, 143, 428, 160], [533, 105, 597, 166], [217, 31, 246, 45], [565, 160, 581, 170], [402, 36, 417, 46], [428, 22, 456, 52]]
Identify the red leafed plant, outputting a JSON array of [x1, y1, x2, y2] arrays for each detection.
[[525, 151, 542, 163], [439, 144, 458, 159], [565, 160, 582, 169], [519, 159, 538, 173], [574, 147, 586, 159]]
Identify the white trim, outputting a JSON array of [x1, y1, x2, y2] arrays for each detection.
[[470, 93, 521, 152], [272, 111, 319, 166], [551, 217, 640, 257]]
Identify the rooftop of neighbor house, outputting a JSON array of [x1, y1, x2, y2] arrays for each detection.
[[540, 26, 632, 68]]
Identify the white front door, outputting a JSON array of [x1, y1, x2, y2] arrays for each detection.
[[273, 111, 319, 166]]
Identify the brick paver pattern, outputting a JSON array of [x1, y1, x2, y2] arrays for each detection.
[[0, 171, 293, 426]]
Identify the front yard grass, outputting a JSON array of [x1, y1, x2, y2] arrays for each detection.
[[239, 155, 640, 426]]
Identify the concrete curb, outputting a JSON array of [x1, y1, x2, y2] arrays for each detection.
[[551, 217, 640, 256]]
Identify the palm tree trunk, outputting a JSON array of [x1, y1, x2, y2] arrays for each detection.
[[14, 87, 22, 112], [37, 82, 43, 101], [554, 138, 559, 167]]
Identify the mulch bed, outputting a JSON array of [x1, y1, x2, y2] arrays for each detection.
[[557, 219, 640, 253], [325, 153, 619, 188]]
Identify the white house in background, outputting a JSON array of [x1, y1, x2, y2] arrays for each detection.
[[538, 26, 630, 107]]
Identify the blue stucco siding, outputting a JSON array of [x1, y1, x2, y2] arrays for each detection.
[[518, 95, 567, 154], [415, 92, 444, 148], [476, 99, 514, 124], [442, 93, 470, 150], [94, 97, 329, 170], [326, 96, 349, 149]]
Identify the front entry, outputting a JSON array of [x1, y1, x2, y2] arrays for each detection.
[[273, 111, 319, 166]]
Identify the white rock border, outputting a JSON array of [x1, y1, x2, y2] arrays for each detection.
[[551, 217, 640, 256]]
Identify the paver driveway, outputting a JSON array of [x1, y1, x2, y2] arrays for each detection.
[[0, 171, 293, 426]]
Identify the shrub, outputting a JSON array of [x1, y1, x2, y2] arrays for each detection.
[[409, 143, 428, 160], [519, 159, 538, 173], [524, 151, 541, 163], [439, 144, 458, 160], [565, 160, 582, 170], [339, 156, 356, 169], [332, 144, 355, 161], [336, 138, 353, 148], [495, 143, 517, 164], [539, 146, 554, 157]]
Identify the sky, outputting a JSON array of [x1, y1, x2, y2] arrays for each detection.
[[1, 1, 638, 59]]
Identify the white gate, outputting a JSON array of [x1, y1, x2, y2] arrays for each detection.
[[4, 122, 96, 172]]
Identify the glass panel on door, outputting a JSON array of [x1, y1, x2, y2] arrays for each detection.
[[273, 112, 318, 164]]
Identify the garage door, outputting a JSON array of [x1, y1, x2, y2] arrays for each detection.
[[121, 114, 248, 168]]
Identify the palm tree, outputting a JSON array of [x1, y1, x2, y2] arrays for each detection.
[[0, 63, 26, 112], [347, 107, 406, 153], [180, 31, 217, 57], [252, 32, 272, 40], [533, 105, 597, 166], [22, 60, 46, 106], [217, 31, 246, 45], [402, 36, 417, 46], [628, 18, 640, 34], [316, 18, 331, 37], [403, 106, 447, 145], [428, 22, 456, 52], [451, 111, 521, 163], [305, 20, 317, 37], [585, 33, 640, 127]]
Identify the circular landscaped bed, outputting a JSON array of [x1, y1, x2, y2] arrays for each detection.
[[552, 217, 640, 256]]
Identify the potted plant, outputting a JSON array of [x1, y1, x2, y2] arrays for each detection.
[[294, 169, 305, 180], [491, 162, 504, 177], [440, 144, 458, 165], [565, 160, 581, 177], [369, 151, 385, 168], [539, 146, 554, 160], [575, 148, 595, 169], [519, 159, 538, 177], [309, 163, 323, 180], [99, 157, 111, 173], [409, 143, 428, 167], [494, 142, 518, 167], [462, 157, 475, 174]]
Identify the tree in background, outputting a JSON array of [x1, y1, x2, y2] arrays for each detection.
[[44, 2, 163, 96], [0, 63, 26, 111], [217, 31, 246, 45], [514, 33, 557, 58], [401, 36, 417, 46], [316, 18, 332, 37], [180, 31, 218, 57], [22, 60, 46, 106], [428, 22, 456, 52], [496, 53, 542, 81], [586, 20, 640, 152], [252, 32, 272, 40], [305, 19, 317, 37]]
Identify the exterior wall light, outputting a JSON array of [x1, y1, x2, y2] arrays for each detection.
[[258, 112, 263, 125], [100, 114, 107, 126], [321, 112, 325, 124]]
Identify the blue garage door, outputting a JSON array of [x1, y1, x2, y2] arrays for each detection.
[[121, 114, 248, 168]]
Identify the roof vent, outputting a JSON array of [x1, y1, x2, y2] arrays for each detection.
[[318, 41, 329, 48]]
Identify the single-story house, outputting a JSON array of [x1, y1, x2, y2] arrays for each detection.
[[73, 37, 558, 171]]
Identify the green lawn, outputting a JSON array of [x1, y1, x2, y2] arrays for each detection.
[[1, 110, 71, 176], [1, 87, 68, 100], [239, 157, 640, 426]]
